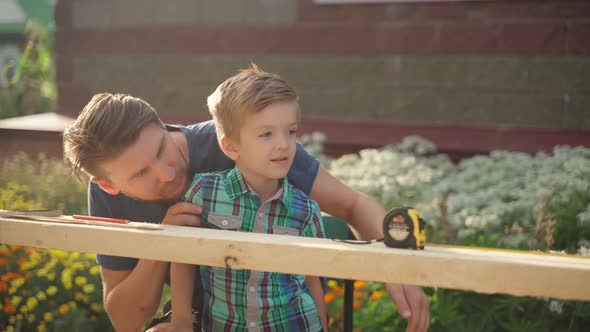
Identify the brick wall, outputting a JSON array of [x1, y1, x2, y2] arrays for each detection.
[[54, 0, 590, 156]]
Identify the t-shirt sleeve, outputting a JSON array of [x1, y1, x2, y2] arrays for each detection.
[[287, 144, 320, 196], [89, 183, 140, 271], [300, 199, 326, 239]]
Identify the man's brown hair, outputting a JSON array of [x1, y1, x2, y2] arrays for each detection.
[[207, 63, 299, 142], [63, 93, 164, 180]]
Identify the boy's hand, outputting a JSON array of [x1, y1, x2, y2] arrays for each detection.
[[386, 283, 430, 332], [162, 202, 203, 227], [145, 322, 193, 332]]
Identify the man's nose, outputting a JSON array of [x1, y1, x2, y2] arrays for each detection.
[[155, 161, 175, 182]]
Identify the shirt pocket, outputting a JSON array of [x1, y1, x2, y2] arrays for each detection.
[[273, 225, 299, 236], [207, 212, 243, 230]]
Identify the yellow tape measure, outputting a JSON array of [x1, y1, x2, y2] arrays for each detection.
[[383, 207, 426, 249]]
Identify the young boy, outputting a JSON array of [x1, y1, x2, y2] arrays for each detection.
[[171, 64, 328, 332]]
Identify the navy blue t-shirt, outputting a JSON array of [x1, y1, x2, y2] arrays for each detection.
[[92, 120, 319, 270]]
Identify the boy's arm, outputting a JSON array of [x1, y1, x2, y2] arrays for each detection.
[[300, 203, 328, 331], [309, 166, 430, 332], [171, 263, 196, 329], [306, 276, 328, 331]]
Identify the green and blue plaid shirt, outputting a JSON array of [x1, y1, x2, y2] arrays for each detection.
[[183, 167, 325, 332]]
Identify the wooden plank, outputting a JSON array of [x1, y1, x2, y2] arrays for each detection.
[[0, 213, 162, 230], [1, 217, 589, 301]]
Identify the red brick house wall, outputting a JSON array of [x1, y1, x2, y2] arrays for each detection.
[[53, 0, 590, 157]]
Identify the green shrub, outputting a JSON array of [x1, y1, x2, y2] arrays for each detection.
[[328, 136, 454, 212], [0, 245, 112, 332], [431, 146, 590, 252], [0, 153, 87, 215], [0, 155, 107, 331], [0, 22, 55, 119], [318, 138, 590, 331]]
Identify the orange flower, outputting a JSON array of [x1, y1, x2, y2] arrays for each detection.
[[332, 285, 344, 295], [17, 257, 27, 266], [0, 247, 9, 255], [0, 258, 8, 266], [324, 292, 336, 304], [9, 245, 21, 251], [0, 281, 7, 292], [2, 272, 21, 281], [5, 303, 16, 314], [353, 280, 367, 289], [353, 302, 361, 310], [23, 247, 36, 255], [370, 291, 384, 300], [353, 290, 363, 299], [4, 298, 16, 314], [58, 303, 69, 315]]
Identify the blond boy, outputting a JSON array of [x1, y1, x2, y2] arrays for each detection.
[[171, 65, 328, 332]]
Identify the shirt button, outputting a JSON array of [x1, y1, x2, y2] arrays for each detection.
[[221, 219, 229, 226], [249, 322, 256, 327], [249, 286, 255, 292]]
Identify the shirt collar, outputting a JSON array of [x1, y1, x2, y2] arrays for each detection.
[[225, 167, 292, 208]]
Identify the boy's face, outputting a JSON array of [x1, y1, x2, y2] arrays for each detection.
[[229, 100, 298, 185], [92, 123, 190, 202]]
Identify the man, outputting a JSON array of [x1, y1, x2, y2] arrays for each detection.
[[62, 93, 429, 332]]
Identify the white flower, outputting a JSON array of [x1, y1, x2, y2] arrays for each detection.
[[548, 300, 564, 315]]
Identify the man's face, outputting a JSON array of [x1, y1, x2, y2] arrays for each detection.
[[94, 124, 189, 202], [231, 100, 298, 185]]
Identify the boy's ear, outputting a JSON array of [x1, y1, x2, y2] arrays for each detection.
[[219, 136, 239, 161], [90, 177, 121, 195]]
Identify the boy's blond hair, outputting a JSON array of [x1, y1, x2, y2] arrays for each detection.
[[207, 63, 299, 142]]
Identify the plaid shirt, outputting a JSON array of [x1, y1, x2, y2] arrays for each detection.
[[183, 167, 325, 332]]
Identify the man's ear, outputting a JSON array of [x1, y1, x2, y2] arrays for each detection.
[[90, 177, 121, 195], [219, 136, 239, 161]]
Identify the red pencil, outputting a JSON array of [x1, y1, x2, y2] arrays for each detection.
[[72, 215, 128, 224]]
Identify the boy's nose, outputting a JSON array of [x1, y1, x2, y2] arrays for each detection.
[[275, 134, 289, 150]]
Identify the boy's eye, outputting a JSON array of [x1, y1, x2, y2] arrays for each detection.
[[289, 129, 297, 135], [259, 132, 272, 138]]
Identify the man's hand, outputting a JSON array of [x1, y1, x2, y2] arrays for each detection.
[[162, 202, 203, 227], [145, 322, 193, 332], [386, 283, 430, 332]]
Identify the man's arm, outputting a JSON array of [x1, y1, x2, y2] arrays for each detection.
[[309, 166, 384, 240], [101, 262, 168, 332], [99, 202, 203, 332], [310, 166, 430, 332]]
